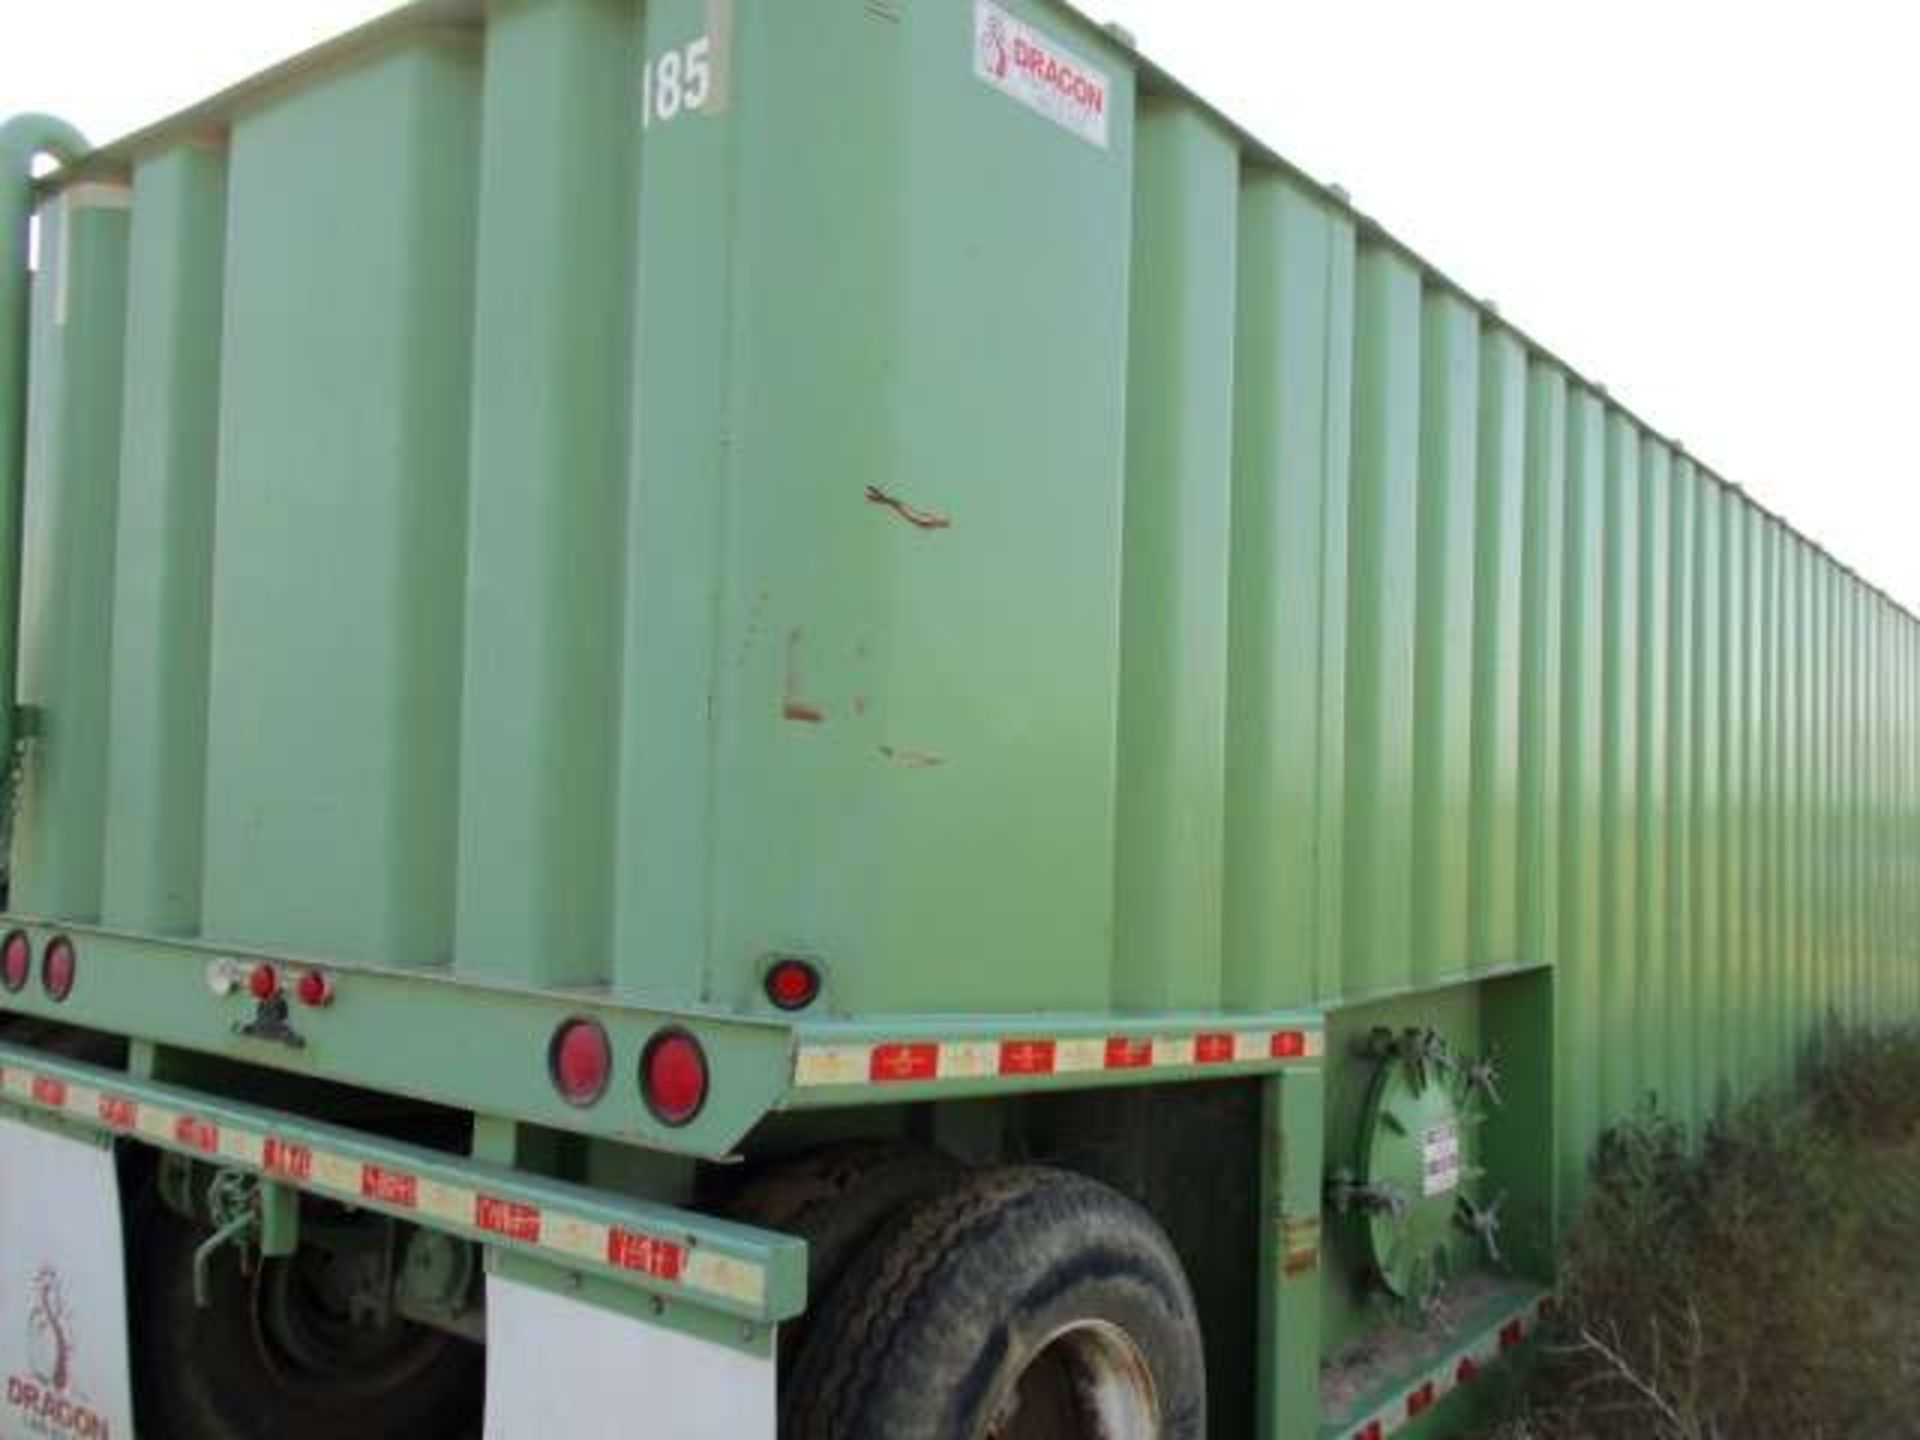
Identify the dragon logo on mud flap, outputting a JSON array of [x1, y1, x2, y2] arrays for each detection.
[[6, 1267, 111, 1438]]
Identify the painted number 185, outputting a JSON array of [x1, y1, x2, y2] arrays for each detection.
[[641, 37, 713, 128]]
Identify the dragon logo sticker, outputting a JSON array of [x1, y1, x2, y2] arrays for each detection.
[[6, 1266, 112, 1438], [27, 1267, 75, 1393], [972, 1, 1112, 149], [978, 7, 1011, 79]]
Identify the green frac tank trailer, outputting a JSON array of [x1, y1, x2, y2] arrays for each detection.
[[0, 2, 1914, 1437]]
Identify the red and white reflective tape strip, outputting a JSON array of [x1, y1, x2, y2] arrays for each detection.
[[793, 1025, 1324, 1089], [1339, 1293, 1554, 1440], [0, 1059, 763, 1312]]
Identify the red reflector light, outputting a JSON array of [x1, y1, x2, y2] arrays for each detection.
[[294, 969, 334, 1008], [1, 931, 30, 993], [1407, 1380, 1436, 1416], [41, 937, 76, 1002], [640, 1029, 708, 1127], [1457, 1356, 1480, 1385], [247, 963, 279, 1001], [549, 1019, 613, 1108], [764, 957, 821, 1011]]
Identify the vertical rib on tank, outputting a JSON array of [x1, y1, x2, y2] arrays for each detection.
[[1557, 388, 1605, 1192], [1666, 457, 1698, 1122], [1517, 366, 1566, 982], [102, 145, 226, 935], [453, 0, 636, 990], [1410, 291, 1478, 988], [1718, 468, 1745, 1095], [1634, 439, 1672, 1107], [1112, 94, 1236, 1014], [1222, 174, 1353, 1013], [199, 37, 479, 967], [1466, 326, 1525, 975], [1597, 413, 1640, 1119], [11, 183, 130, 922], [1341, 245, 1420, 1001], [1686, 465, 1723, 1129]]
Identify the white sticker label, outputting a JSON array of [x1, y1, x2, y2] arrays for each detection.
[[1421, 1121, 1462, 1198], [974, 0, 1111, 149]]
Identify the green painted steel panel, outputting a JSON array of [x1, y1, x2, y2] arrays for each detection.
[[1223, 176, 1354, 1012], [1113, 98, 1236, 1012], [1688, 465, 1720, 1125], [1557, 388, 1604, 1190], [1518, 366, 1566, 1019], [1665, 461, 1697, 1123], [607, 0, 736, 1005], [1410, 293, 1478, 988], [1466, 329, 1525, 976], [13, 185, 130, 920], [453, 0, 635, 989], [614, 0, 1137, 1015], [199, 38, 480, 967], [3, 0, 1918, 1226], [1342, 245, 1421, 1003], [1732, 499, 1752, 1081], [1635, 440, 1672, 1110], [1598, 411, 1638, 1119], [102, 145, 224, 935]]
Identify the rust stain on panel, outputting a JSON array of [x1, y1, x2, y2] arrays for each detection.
[[864, 484, 952, 531], [782, 628, 828, 724]]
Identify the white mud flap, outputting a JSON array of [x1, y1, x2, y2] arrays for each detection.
[[0, 1117, 135, 1440], [484, 1273, 775, 1440]]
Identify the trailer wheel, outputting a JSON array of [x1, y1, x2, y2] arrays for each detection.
[[783, 1166, 1205, 1440], [132, 1204, 481, 1440], [727, 1140, 963, 1367], [729, 1141, 963, 1297]]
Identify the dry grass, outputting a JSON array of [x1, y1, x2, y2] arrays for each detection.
[[1479, 1023, 1920, 1440]]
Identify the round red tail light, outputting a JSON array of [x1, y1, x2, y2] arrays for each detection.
[[549, 1019, 613, 1108], [764, 957, 821, 1012], [247, 963, 280, 1001], [42, 937, 76, 1003], [295, 969, 334, 1008], [640, 1030, 708, 1127], [1, 931, 30, 994]]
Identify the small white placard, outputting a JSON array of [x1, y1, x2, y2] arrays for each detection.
[[1421, 1120, 1463, 1198]]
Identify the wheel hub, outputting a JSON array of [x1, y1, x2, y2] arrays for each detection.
[[988, 1319, 1160, 1440]]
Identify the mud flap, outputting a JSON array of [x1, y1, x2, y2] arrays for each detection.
[[484, 1272, 775, 1439], [0, 1117, 135, 1440]]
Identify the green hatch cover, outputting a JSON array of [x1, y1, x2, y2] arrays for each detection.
[[1334, 1028, 1504, 1301]]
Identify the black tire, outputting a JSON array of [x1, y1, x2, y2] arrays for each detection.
[[727, 1140, 964, 1367], [783, 1165, 1206, 1440], [131, 1203, 481, 1440]]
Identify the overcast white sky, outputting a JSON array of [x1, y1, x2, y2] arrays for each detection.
[[4, 1, 1916, 609]]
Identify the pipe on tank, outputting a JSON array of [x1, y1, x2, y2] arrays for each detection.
[[0, 114, 89, 827]]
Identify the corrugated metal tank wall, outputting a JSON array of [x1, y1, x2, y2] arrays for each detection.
[[10, 0, 1919, 1146]]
